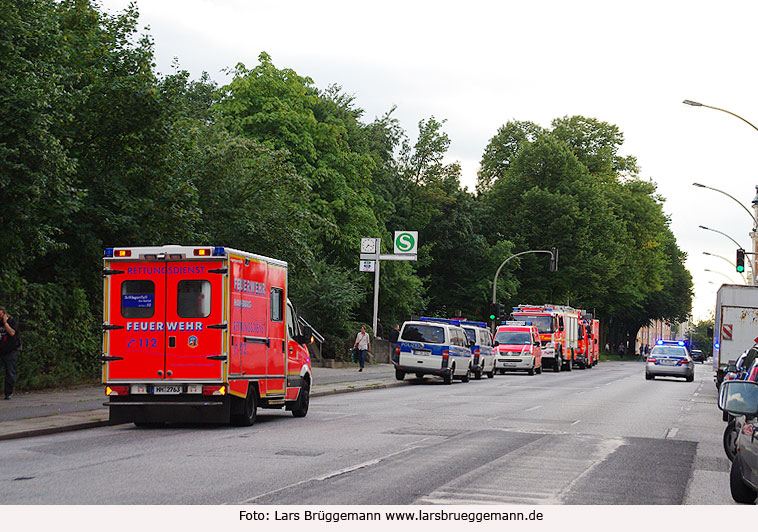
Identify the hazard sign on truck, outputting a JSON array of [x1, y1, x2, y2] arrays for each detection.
[[102, 245, 313, 426]]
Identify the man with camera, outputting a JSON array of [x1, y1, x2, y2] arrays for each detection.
[[0, 307, 20, 399]]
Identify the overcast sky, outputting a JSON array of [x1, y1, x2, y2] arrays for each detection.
[[98, 0, 758, 322]]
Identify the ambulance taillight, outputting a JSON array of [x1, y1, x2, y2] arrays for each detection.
[[114, 249, 131, 258], [193, 248, 211, 257], [105, 385, 129, 396], [202, 385, 226, 396]]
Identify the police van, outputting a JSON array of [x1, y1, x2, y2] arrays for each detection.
[[392, 317, 473, 384], [460, 321, 496, 379]]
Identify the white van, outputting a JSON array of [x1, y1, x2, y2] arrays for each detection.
[[392, 317, 473, 384]]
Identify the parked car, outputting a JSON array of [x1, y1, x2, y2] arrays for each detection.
[[460, 321, 496, 379], [690, 349, 706, 363], [718, 380, 758, 504], [493, 322, 543, 376], [645, 341, 694, 382], [393, 317, 473, 384]]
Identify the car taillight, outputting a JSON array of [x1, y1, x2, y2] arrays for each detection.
[[395, 345, 401, 356], [105, 385, 129, 396], [474, 349, 480, 356], [679, 359, 690, 365], [202, 385, 226, 395], [647, 357, 656, 364], [442, 350, 449, 360]]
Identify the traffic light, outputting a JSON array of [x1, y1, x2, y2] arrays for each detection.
[[550, 247, 558, 272], [489, 302, 497, 321], [737, 248, 745, 273]]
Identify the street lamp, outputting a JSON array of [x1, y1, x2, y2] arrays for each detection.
[[704, 268, 740, 284], [685, 99, 758, 284], [703, 251, 747, 283], [683, 100, 758, 134], [692, 182, 758, 227], [698, 225, 754, 280]]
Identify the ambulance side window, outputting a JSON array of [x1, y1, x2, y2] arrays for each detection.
[[286, 303, 298, 339], [177, 280, 211, 318], [121, 280, 155, 319], [271, 288, 283, 322]]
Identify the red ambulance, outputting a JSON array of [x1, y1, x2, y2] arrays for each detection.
[[102, 245, 313, 426]]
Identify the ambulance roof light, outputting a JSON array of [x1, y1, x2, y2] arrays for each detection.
[[104, 248, 114, 257], [213, 246, 225, 256]]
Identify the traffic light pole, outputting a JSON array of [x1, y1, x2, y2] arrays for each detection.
[[491, 249, 557, 330]]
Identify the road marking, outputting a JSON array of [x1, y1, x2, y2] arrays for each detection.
[[524, 405, 542, 412], [665, 427, 678, 439], [237, 440, 428, 504], [571, 420, 581, 426]]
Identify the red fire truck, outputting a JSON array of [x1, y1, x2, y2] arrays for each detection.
[[511, 304, 579, 372], [576, 312, 599, 369], [102, 245, 313, 427]]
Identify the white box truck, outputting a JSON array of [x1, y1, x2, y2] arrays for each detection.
[[713, 284, 758, 389]]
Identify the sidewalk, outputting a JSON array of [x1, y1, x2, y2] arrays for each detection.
[[0, 363, 401, 440]]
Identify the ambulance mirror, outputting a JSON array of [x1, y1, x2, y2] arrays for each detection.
[[493, 340, 499, 347], [295, 325, 313, 345]]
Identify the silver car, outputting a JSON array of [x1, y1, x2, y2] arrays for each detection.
[[645, 343, 694, 382]]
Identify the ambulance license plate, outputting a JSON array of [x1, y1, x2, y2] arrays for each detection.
[[153, 385, 182, 394]]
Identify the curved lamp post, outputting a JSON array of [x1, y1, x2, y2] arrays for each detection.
[[692, 182, 758, 227], [704, 268, 740, 284], [703, 251, 747, 283], [685, 99, 758, 285], [698, 225, 754, 279]]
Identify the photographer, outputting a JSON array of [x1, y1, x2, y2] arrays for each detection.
[[0, 307, 20, 399]]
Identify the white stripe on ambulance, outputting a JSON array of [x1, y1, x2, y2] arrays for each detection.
[[125, 321, 204, 332]]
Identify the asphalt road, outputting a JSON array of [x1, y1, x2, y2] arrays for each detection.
[[0, 360, 734, 504]]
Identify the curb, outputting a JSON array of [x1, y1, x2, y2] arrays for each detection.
[[0, 379, 408, 441]]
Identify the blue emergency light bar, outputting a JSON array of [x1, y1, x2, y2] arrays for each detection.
[[104, 248, 114, 257], [212, 246, 225, 256], [420, 317, 462, 326], [451, 319, 487, 328], [656, 339, 686, 346]]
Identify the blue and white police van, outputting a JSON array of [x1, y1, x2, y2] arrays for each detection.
[[392, 317, 473, 384], [460, 320, 496, 379]]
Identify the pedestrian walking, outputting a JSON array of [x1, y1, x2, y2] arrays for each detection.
[[618, 342, 625, 359], [353, 325, 371, 372], [639, 344, 644, 360], [645, 344, 650, 356], [605, 342, 610, 354], [376, 318, 384, 340], [389, 323, 400, 345], [0, 306, 20, 399]]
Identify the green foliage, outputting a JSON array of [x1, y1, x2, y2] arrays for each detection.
[[0, 274, 99, 390], [1, 1, 693, 388]]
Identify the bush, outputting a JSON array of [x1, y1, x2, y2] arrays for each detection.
[[0, 275, 99, 390]]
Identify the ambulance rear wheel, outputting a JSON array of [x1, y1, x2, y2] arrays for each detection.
[[291, 380, 310, 418], [231, 386, 257, 427]]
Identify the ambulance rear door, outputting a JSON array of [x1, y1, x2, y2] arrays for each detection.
[[105, 261, 167, 381], [164, 260, 226, 381]]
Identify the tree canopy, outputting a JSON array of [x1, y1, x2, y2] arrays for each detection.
[[1, 0, 692, 387]]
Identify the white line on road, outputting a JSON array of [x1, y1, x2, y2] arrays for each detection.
[[237, 439, 430, 504], [571, 420, 581, 425], [524, 405, 542, 412]]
